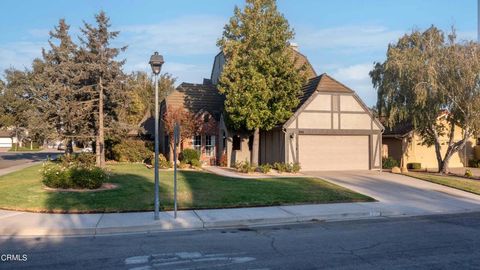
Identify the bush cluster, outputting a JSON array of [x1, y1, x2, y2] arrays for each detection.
[[382, 157, 399, 169], [465, 169, 473, 178], [258, 163, 272, 173], [272, 162, 301, 173], [234, 161, 255, 173], [42, 153, 107, 189], [112, 139, 152, 163]]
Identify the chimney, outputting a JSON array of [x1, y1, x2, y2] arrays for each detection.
[[289, 42, 299, 51]]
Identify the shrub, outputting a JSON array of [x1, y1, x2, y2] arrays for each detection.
[[112, 139, 152, 163], [179, 149, 201, 165], [273, 162, 287, 173], [407, 163, 421, 170], [41, 162, 107, 189], [238, 161, 255, 173], [178, 161, 189, 169], [219, 153, 228, 167], [233, 161, 242, 170], [465, 169, 473, 178], [468, 159, 480, 168], [190, 159, 202, 168], [70, 167, 107, 189], [258, 163, 272, 174], [59, 153, 96, 168], [42, 163, 73, 189], [286, 163, 301, 173], [382, 157, 399, 169], [159, 154, 173, 169]]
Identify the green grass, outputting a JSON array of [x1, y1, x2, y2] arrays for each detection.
[[0, 163, 373, 213], [406, 172, 480, 195]]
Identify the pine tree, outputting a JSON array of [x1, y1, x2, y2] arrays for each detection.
[[39, 19, 86, 155], [217, 0, 305, 165], [77, 11, 126, 167]]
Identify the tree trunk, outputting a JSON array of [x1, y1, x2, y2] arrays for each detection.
[[251, 128, 260, 166], [96, 77, 106, 167]]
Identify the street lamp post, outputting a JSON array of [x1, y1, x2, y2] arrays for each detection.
[[149, 52, 164, 220]]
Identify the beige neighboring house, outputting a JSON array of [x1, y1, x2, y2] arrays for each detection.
[[382, 115, 480, 169]]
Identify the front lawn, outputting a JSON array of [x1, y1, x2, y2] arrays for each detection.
[[406, 172, 480, 195], [0, 163, 372, 213]]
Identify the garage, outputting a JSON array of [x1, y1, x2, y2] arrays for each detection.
[[298, 135, 369, 171]]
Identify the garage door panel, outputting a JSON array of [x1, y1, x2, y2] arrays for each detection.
[[299, 135, 369, 171]]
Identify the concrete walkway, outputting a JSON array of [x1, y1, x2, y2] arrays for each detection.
[[0, 161, 41, 177]]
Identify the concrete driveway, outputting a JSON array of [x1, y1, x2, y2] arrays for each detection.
[[305, 170, 480, 216]]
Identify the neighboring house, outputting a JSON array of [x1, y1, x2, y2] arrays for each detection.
[[160, 46, 383, 171], [382, 114, 479, 169], [0, 130, 13, 150]]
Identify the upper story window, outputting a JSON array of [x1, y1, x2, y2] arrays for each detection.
[[193, 135, 201, 152], [205, 135, 215, 156]]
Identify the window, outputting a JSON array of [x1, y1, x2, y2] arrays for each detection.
[[248, 135, 254, 151], [193, 135, 201, 152], [477, 137, 480, 146], [232, 135, 241, 151], [206, 135, 215, 156]]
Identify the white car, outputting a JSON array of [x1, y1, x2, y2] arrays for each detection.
[[81, 147, 93, 153]]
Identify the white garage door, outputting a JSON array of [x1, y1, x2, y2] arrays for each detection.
[[298, 135, 369, 171], [0, 138, 12, 148]]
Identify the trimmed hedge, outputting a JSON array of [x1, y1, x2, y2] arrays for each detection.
[[407, 163, 421, 170]]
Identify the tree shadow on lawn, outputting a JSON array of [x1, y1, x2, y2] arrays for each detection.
[[42, 167, 370, 213]]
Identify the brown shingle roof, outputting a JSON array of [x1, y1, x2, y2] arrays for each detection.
[[296, 73, 354, 110], [0, 130, 12, 137], [166, 82, 225, 120], [290, 49, 317, 80]]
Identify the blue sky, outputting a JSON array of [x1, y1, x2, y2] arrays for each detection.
[[0, 0, 476, 106]]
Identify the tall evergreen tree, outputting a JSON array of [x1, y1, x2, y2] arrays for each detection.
[[39, 19, 86, 154], [77, 11, 126, 167], [217, 0, 305, 165]]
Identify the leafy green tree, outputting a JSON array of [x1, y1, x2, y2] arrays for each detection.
[[371, 26, 480, 173], [217, 0, 305, 165], [77, 11, 126, 167]]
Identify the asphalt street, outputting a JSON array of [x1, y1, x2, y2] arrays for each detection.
[[0, 152, 61, 170], [1, 212, 480, 270]]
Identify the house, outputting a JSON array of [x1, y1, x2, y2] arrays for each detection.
[[382, 115, 479, 169], [160, 46, 383, 171], [0, 130, 13, 151]]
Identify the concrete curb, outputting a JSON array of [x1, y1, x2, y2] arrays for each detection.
[[3, 204, 480, 237]]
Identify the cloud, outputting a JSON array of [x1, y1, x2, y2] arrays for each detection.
[[296, 25, 403, 53], [332, 63, 376, 106], [0, 41, 46, 73], [118, 15, 225, 57]]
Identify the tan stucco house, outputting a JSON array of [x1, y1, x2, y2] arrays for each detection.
[[382, 115, 480, 169], [160, 46, 383, 171]]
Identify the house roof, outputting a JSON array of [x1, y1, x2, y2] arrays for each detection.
[[0, 130, 12, 137], [296, 73, 354, 110], [382, 122, 413, 137], [165, 81, 225, 120]]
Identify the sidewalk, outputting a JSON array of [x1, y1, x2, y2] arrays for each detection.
[[2, 200, 480, 237]]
